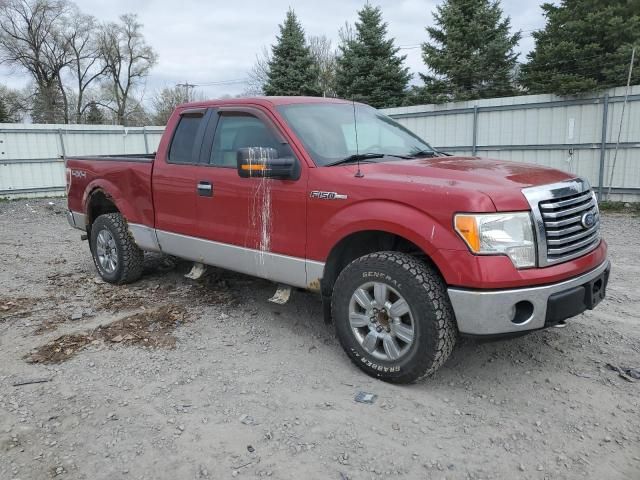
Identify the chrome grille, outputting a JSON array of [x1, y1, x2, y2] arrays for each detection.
[[523, 178, 601, 266]]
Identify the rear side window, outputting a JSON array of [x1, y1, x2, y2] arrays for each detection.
[[168, 114, 203, 164]]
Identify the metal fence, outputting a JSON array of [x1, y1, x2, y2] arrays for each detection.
[[0, 124, 164, 198], [382, 85, 640, 202], [1, 85, 639, 200]]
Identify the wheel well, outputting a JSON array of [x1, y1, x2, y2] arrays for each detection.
[[321, 230, 437, 297], [86, 190, 119, 231]]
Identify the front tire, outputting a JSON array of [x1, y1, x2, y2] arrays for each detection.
[[90, 213, 143, 284], [332, 252, 456, 384]]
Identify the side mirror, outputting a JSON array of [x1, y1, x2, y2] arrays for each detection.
[[237, 147, 297, 180]]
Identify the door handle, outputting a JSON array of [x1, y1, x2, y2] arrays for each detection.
[[197, 181, 213, 197]]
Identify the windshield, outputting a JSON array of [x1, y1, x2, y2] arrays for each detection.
[[277, 103, 436, 167]]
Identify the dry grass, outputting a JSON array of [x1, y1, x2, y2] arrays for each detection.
[[0, 296, 42, 322], [26, 305, 188, 364]]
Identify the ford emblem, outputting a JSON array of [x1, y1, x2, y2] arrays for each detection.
[[581, 212, 596, 229]]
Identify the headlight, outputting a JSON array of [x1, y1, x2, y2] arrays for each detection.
[[454, 212, 536, 268]]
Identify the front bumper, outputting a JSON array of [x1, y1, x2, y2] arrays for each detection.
[[448, 260, 610, 336]]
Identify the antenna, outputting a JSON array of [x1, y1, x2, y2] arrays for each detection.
[[352, 99, 364, 178]]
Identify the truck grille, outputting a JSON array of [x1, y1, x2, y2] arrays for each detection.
[[539, 190, 600, 263], [523, 178, 601, 266]]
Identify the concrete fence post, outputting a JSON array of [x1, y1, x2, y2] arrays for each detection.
[[472, 105, 479, 156], [143, 126, 150, 154], [57, 128, 66, 159]]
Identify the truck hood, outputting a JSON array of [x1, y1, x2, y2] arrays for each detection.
[[354, 156, 576, 211]]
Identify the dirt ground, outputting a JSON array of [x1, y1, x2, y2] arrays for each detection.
[[0, 198, 638, 480]]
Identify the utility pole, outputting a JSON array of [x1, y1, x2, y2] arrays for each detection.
[[176, 81, 196, 102]]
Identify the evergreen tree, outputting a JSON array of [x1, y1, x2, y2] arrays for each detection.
[[85, 101, 105, 125], [335, 4, 411, 108], [420, 0, 521, 103], [520, 0, 640, 95], [31, 85, 66, 124], [263, 9, 320, 96], [0, 96, 8, 123]]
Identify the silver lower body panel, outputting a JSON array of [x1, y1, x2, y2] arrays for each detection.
[[67, 210, 86, 230], [448, 260, 610, 335], [68, 213, 325, 290], [135, 226, 324, 291], [155, 230, 313, 289]]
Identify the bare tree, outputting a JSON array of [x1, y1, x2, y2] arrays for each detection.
[[61, 9, 106, 123], [98, 14, 157, 126], [121, 98, 150, 127], [0, 0, 73, 123], [0, 84, 29, 121], [338, 21, 356, 45], [244, 46, 271, 96], [150, 85, 204, 125], [308, 34, 337, 97]]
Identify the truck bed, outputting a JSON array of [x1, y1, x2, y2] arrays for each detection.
[[66, 155, 155, 228], [66, 153, 155, 163]]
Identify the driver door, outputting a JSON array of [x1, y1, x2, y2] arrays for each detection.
[[197, 106, 308, 283]]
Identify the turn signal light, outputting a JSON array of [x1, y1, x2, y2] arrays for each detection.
[[241, 164, 267, 171], [454, 215, 480, 251]]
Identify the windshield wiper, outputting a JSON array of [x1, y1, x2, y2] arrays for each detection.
[[325, 152, 385, 167], [409, 149, 439, 158]]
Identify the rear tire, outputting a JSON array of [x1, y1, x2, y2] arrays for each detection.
[[332, 251, 456, 384], [90, 213, 143, 284]]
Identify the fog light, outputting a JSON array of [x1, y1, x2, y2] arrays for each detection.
[[511, 301, 534, 325]]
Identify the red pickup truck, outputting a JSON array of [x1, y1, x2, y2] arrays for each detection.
[[66, 96, 609, 383]]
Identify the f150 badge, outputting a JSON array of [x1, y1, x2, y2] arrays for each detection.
[[310, 191, 348, 200]]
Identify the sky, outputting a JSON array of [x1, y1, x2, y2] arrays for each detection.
[[0, 0, 548, 100]]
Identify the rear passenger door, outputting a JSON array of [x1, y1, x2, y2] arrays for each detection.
[[153, 107, 217, 238]]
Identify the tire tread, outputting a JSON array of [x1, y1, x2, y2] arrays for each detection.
[[92, 213, 143, 284], [332, 251, 457, 383]]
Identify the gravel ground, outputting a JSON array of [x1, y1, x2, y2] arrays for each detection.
[[0, 198, 638, 480]]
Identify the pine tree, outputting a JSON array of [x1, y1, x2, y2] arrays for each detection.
[[0, 96, 8, 122], [263, 9, 320, 96], [335, 4, 411, 108], [520, 0, 640, 95], [420, 0, 521, 103], [31, 85, 66, 124], [85, 102, 105, 125]]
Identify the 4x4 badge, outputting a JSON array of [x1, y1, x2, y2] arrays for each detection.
[[310, 191, 348, 200]]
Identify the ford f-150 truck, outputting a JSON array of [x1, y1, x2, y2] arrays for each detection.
[[66, 96, 609, 383]]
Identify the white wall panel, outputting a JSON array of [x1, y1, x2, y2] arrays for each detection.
[[0, 125, 165, 198]]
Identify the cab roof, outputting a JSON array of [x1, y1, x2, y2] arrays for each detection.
[[180, 96, 354, 109]]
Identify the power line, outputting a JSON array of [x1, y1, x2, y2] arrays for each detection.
[[197, 78, 250, 86], [176, 79, 250, 89], [176, 81, 196, 101]]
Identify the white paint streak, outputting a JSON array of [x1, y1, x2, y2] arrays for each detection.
[[247, 147, 273, 269]]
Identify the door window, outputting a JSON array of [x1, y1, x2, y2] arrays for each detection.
[[209, 114, 282, 167]]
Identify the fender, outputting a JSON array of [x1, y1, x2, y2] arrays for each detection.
[[83, 179, 145, 226], [313, 199, 467, 277]]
